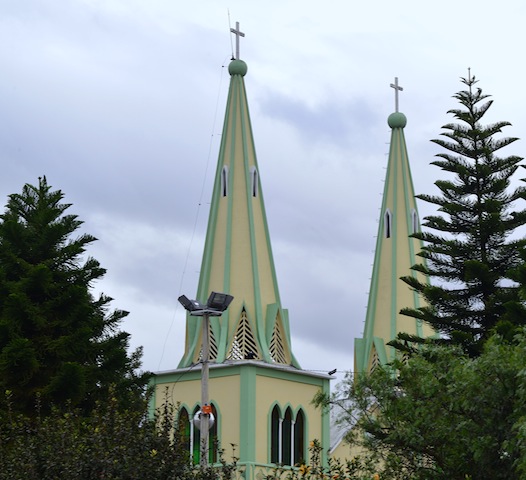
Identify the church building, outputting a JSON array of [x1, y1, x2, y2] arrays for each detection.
[[150, 23, 433, 476], [150, 24, 331, 479], [354, 80, 435, 376]]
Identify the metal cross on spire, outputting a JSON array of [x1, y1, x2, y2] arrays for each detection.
[[390, 77, 404, 112], [230, 21, 245, 60]]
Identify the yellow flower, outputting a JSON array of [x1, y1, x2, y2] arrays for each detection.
[[299, 464, 311, 476], [150, 449, 158, 457]]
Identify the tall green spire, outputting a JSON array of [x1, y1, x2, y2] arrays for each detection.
[[354, 89, 434, 374], [178, 57, 299, 369]]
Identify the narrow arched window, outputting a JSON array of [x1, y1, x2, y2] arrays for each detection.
[[221, 166, 229, 197], [384, 209, 392, 239], [282, 407, 293, 465], [177, 407, 191, 453], [270, 405, 281, 464], [209, 404, 218, 464], [250, 166, 258, 197], [411, 209, 419, 234], [192, 406, 201, 464], [190, 403, 219, 464], [293, 409, 305, 464]]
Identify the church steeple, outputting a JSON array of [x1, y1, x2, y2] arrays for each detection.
[[354, 79, 434, 374], [178, 39, 299, 369], [153, 28, 330, 473]]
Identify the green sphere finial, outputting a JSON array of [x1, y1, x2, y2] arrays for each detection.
[[388, 112, 407, 129], [228, 59, 248, 76]]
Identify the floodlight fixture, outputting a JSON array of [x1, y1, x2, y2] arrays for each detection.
[[178, 292, 234, 316], [178, 295, 205, 312], [207, 291, 234, 312]]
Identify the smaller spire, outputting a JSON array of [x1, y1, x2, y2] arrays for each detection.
[[230, 21, 245, 60], [390, 77, 404, 113]]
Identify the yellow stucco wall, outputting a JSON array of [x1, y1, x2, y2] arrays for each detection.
[[154, 372, 242, 453], [153, 363, 329, 468]]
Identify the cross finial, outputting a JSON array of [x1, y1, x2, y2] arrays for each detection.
[[390, 77, 404, 112], [230, 21, 245, 60]]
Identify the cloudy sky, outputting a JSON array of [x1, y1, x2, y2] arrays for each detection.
[[2, 0, 526, 382]]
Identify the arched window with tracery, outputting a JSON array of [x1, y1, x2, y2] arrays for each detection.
[[269, 405, 306, 466], [293, 409, 305, 464]]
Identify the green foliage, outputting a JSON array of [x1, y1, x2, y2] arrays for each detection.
[[322, 332, 526, 479], [399, 74, 526, 354], [265, 439, 376, 480], [0, 392, 239, 480], [0, 177, 149, 415]]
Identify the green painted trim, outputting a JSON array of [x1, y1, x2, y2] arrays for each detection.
[[155, 361, 329, 386], [255, 368, 326, 387], [156, 363, 326, 387], [155, 365, 244, 385], [239, 365, 257, 461], [178, 402, 191, 414], [360, 134, 391, 371], [320, 379, 331, 468], [354, 338, 365, 373], [280, 307, 299, 367], [397, 129, 427, 339], [388, 130, 400, 364], [154, 369, 202, 384], [264, 303, 279, 347], [267, 401, 281, 463], [373, 337, 388, 365], [239, 82, 267, 366]]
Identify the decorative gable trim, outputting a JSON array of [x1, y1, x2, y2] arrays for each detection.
[[227, 308, 260, 360]]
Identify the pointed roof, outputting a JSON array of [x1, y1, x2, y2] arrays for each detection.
[[354, 98, 434, 374], [178, 54, 300, 369]]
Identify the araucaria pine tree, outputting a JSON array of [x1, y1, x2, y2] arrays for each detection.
[[0, 177, 149, 415], [401, 73, 526, 354]]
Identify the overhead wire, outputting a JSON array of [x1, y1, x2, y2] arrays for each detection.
[[156, 56, 230, 371]]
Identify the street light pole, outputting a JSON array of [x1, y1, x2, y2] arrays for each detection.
[[200, 312, 210, 467], [178, 291, 234, 468]]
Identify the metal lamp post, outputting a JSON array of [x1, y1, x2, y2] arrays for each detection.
[[178, 291, 234, 467]]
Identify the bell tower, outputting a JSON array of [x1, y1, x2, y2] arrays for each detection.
[[354, 78, 435, 374], [151, 24, 330, 479]]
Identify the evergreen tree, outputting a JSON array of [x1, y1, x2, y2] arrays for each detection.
[[0, 177, 149, 415], [400, 73, 526, 354]]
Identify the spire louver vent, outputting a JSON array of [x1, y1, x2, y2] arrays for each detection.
[[195, 322, 218, 363], [269, 321, 287, 364], [209, 325, 218, 361], [227, 309, 260, 360], [370, 348, 380, 374]]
